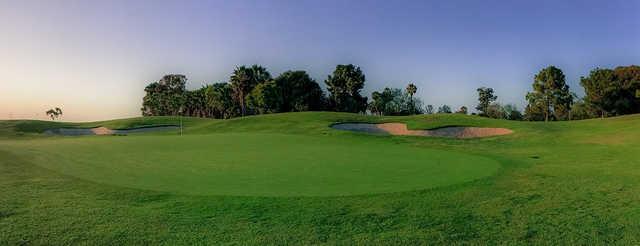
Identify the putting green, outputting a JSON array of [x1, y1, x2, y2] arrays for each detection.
[[7, 133, 500, 196]]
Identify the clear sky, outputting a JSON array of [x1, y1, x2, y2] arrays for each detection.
[[1, 0, 638, 121]]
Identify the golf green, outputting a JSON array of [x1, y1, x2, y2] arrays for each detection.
[[6, 133, 499, 196]]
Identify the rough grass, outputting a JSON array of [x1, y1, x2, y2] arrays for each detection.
[[1, 112, 640, 244]]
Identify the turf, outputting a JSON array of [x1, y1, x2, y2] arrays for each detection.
[[3, 133, 498, 196], [1, 112, 640, 244]]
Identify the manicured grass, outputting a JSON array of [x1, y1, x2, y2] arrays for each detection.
[[3, 133, 498, 196], [1, 112, 640, 244]]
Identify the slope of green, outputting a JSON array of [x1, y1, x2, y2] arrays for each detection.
[[1, 112, 640, 244]]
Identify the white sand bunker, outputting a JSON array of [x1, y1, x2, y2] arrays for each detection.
[[331, 123, 513, 138], [44, 126, 179, 136]]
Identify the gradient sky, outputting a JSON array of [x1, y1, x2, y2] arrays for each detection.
[[1, 0, 638, 121]]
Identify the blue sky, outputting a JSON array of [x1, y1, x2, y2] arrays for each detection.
[[1, 0, 638, 120]]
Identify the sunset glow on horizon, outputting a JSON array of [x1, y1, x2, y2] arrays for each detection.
[[1, 0, 638, 121]]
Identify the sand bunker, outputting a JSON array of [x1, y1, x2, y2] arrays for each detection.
[[44, 126, 179, 136], [331, 123, 512, 138]]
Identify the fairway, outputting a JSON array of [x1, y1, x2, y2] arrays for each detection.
[[3, 112, 640, 244], [4, 133, 499, 196]]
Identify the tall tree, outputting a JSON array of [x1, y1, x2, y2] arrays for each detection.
[[274, 70, 325, 112], [406, 83, 417, 114], [325, 64, 368, 113], [141, 74, 186, 116], [525, 66, 573, 121], [476, 87, 497, 116], [230, 65, 272, 116], [230, 66, 252, 116]]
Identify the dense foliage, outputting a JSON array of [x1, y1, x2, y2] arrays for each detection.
[[325, 64, 368, 113], [580, 65, 640, 117], [230, 65, 272, 116], [141, 74, 187, 116], [142, 65, 369, 118], [204, 83, 237, 119], [425, 105, 434, 114], [271, 70, 326, 112], [524, 66, 573, 121], [141, 64, 638, 121], [246, 71, 326, 114], [369, 85, 423, 116], [438, 105, 452, 113]]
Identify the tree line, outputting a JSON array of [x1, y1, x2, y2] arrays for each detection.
[[141, 64, 420, 119], [473, 65, 640, 121], [141, 64, 640, 121]]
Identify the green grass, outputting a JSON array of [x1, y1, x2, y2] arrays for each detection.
[[1, 112, 640, 244], [3, 133, 498, 197]]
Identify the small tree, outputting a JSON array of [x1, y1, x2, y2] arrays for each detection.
[[486, 103, 505, 119], [503, 104, 523, 120], [476, 87, 497, 116], [437, 105, 452, 114], [368, 87, 422, 116], [325, 64, 368, 113], [425, 105, 434, 114], [455, 106, 468, 114], [46, 107, 63, 120]]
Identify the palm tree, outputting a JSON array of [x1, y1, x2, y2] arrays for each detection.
[[230, 66, 252, 116], [46, 107, 63, 120], [406, 83, 417, 114], [230, 65, 272, 116], [250, 64, 272, 85]]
